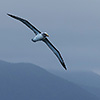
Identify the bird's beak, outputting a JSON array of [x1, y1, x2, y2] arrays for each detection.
[[46, 33, 49, 37]]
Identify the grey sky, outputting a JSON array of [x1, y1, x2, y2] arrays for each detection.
[[0, 0, 100, 72]]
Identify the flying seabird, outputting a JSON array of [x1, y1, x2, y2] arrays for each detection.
[[7, 13, 67, 70]]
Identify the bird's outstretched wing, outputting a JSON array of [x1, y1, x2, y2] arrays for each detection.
[[43, 38, 67, 70], [7, 14, 41, 35]]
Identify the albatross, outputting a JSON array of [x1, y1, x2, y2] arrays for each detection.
[[7, 13, 67, 70]]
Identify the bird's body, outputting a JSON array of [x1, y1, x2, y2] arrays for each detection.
[[7, 14, 67, 70], [32, 34, 43, 42], [32, 32, 49, 42]]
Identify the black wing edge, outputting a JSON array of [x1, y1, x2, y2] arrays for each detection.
[[43, 38, 67, 70], [7, 13, 41, 34]]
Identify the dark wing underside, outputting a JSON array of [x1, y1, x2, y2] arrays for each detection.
[[43, 38, 67, 70], [7, 13, 41, 35]]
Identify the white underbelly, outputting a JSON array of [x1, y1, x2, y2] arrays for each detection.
[[33, 34, 43, 42]]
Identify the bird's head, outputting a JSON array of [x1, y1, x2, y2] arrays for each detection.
[[42, 32, 49, 37]]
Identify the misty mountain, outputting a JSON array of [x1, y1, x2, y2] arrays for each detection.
[[53, 70, 100, 88], [0, 60, 99, 100], [52, 70, 100, 99]]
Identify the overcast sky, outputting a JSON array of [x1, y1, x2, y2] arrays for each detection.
[[0, 0, 100, 73]]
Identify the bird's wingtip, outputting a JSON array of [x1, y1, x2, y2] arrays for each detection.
[[7, 13, 10, 16], [64, 67, 67, 70], [7, 13, 18, 20], [7, 13, 13, 17], [62, 62, 67, 70]]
